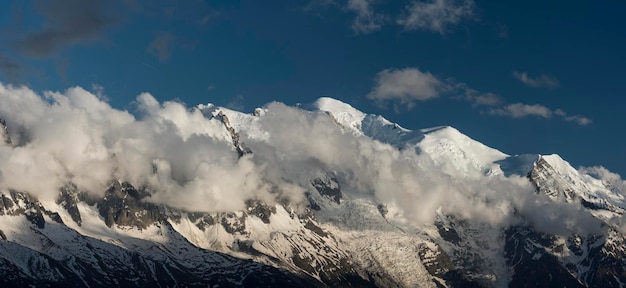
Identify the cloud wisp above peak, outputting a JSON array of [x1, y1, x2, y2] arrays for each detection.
[[365, 67, 504, 111], [490, 103, 592, 125], [513, 71, 560, 89], [365, 67, 591, 125], [367, 67, 443, 109]]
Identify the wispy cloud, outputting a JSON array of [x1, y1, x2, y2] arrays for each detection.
[[0, 53, 20, 83], [147, 31, 176, 62], [15, 0, 122, 57], [464, 92, 502, 106], [490, 103, 553, 118], [305, 0, 475, 35], [368, 68, 590, 125], [397, 0, 476, 34], [226, 95, 246, 111], [579, 166, 626, 193], [302, 0, 339, 17], [367, 68, 504, 110], [367, 67, 442, 109], [564, 115, 592, 126], [303, 0, 384, 34], [495, 23, 508, 38], [490, 103, 592, 125], [451, 82, 502, 106], [513, 71, 560, 88], [346, 0, 385, 34]]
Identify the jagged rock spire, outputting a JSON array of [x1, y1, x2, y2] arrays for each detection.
[[0, 118, 11, 146], [215, 110, 252, 157]]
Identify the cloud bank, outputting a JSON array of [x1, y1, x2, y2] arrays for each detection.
[[0, 83, 268, 212], [0, 82, 611, 236]]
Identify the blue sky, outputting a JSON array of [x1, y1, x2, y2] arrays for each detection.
[[0, 0, 625, 176]]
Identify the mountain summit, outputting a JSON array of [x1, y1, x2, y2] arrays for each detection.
[[0, 85, 625, 287]]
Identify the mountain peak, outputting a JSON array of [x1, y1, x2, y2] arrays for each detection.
[[420, 126, 507, 159], [314, 97, 366, 133], [539, 154, 574, 172], [314, 97, 365, 119]]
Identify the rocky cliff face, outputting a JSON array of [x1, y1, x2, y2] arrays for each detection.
[[0, 187, 316, 288], [521, 156, 626, 287], [0, 178, 401, 287], [215, 110, 252, 157]]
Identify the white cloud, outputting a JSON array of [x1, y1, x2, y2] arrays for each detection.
[[365, 69, 588, 126], [490, 103, 553, 119], [466, 92, 501, 106], [452, 82, 502, 106], [579, 166, 626, 193], [0, 82, 268, 211], [347, 0, 385, 34], [578, 166, 626, 233], [564, 115, 592, 126], [555, 109, 592, 125], [303, 0, 338, 12], [243, 102, 528, 227], [397, 0, 475, 34], [513, 71, 560, 88], [490, 103, 592, 125], [367, 67, 442, 109], [554, 109, 566, 116], [496, 23, 508, 38], [147, 31, 176, 62], [555, 108, 592, 125]]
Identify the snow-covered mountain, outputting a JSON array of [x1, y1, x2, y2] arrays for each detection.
[[0, 91, 625, 287]]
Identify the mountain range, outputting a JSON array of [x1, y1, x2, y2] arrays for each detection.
[[0, 92, 625, 287]]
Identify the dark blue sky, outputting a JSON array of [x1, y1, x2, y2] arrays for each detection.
[[1, 0, 625, 176]]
